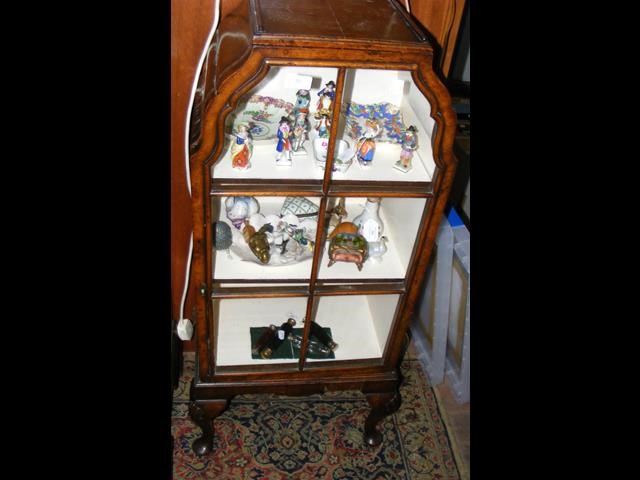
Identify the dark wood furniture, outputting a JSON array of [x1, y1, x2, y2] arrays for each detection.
[[187, 0, 457, 455], [171, 0, 216, 349], [408, 0, 468, 78]]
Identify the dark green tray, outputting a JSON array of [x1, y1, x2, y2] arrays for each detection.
[[250, 327, 336, 360]]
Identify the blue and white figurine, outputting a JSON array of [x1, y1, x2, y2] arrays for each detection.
[[276, 116, 293, 166]]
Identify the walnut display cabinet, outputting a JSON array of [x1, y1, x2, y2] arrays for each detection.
[[187, 0, 457, 455]]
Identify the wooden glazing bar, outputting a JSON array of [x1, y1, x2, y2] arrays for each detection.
[[212, 178, 323, 187], [313, 283, 405, 296], [315, 278, 405, 285], [321, 68, 347, 193], [210, 185, 322, 196], [298, 358, 383, 372], [213, 278, 310, 284], [211, 286, 310, 299], [215, 363, 301, 376], [328, 185, 432, 198], [295, 68, 347, 370], [202, 361, 393, 384], [298, 201, 327, 370]]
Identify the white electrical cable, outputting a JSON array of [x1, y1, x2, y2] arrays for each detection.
[[177, 0, 221, 340]]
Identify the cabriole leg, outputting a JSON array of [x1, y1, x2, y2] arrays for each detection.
[[364, 390, 401, 447], [188, 399, 231, 456]]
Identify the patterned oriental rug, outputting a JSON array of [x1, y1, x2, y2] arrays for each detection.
[[173, 354, 465, 480]]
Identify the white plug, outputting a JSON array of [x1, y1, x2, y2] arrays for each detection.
[[176, 318, 194, 341]]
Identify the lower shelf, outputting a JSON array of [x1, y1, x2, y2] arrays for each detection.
[[215, 294, 400, 367]]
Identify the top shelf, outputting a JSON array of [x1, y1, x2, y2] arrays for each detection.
[[252, 0, 429, 45], [212, 66, 438, 194]]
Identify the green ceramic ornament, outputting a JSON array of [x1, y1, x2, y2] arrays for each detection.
[[213, 221, 233, 250]]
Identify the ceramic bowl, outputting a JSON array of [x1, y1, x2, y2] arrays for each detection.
[[312, 138, 352, 172]]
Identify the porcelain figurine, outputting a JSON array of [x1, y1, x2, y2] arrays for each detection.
[[394, 125, 418, 173], [314, 112, 331, 139], [291, 89, 310, 152], [367, 236, 388, 262], [230, 123, 253, 170], [275, 116, 293, 166], [353, 198, 384, 242], [225, 196, 260, 229], [316, 80, 335, 114], [268, 219, 290, 253], [355, 119, 381, 167]]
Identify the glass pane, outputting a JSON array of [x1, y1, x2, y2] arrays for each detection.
[[318, 196, 427, 280], [304, 294, 400, 364], [212, 66, 338, 181], [330, 69, 436, 183], [211, 195, 321, 281], [214, 296, 309, 368]]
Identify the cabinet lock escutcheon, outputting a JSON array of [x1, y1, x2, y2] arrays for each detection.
[[199, 283, 207, 297]]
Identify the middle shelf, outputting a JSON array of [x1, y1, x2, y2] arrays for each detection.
[[211, 195, 428, 282]]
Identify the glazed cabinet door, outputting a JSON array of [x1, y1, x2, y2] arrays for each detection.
[[327, 68, 437, 189], [206, 64, 443, 375], [211, 66, 339, 185]]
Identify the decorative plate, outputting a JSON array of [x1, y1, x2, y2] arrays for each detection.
[[343, 102, 406, 144], [227, 95, 295, 140]]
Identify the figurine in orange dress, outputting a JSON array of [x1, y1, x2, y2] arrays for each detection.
[[355, 119, 381, 167], [316, 80, 335, 114], [231, 124, 253, 170]]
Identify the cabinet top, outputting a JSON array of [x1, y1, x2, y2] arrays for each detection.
[[252, 0, 429, 45]]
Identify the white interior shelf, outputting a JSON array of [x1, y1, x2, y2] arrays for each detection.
[[215, 297, 307, 366], [215, 294, 399, 367], [306, 294, 398, 363]]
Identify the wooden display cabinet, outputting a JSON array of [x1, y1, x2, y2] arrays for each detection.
[[187, 0, 457, 455]]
